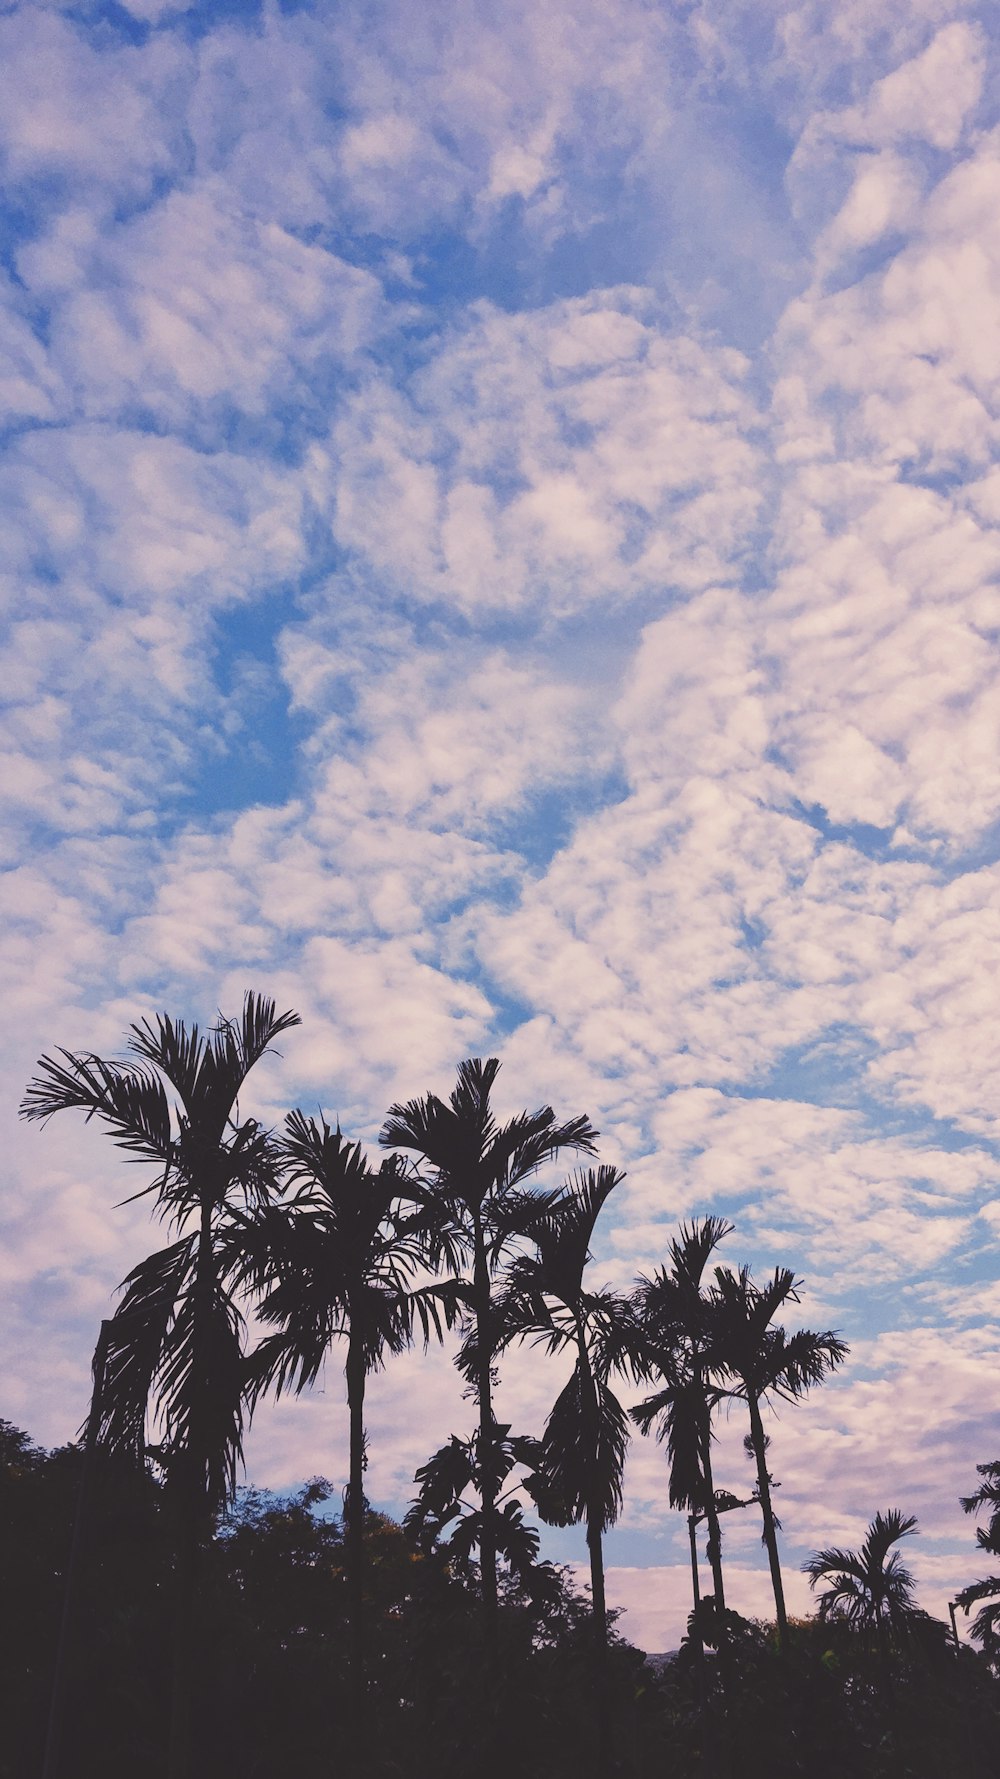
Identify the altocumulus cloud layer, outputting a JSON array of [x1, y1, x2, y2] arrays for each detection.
[[4, 0, 1000, 1649]]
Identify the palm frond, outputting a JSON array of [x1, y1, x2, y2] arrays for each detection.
[[529, 1361, 629, 1532], [486, 1108, 599, 1198], [406, 1279, 469, 1347], [155, 1268, 247, 1510], [128, 1012, 211, 1116], [449, 1056, 502, 1152], [96, 1237, 196, 1460], [20, 1050, 173, 1165], [233, 991, 301, 1072], [630, 1375, 712, 1513], [956, 1575, 1000, 1610], [962, 1461, 1000, 1557], [667, 1218, 734, 1295], [804, 1510, 922, 1632], [380, 1091, 459, 1173]]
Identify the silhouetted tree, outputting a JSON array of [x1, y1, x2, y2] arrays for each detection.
[[0, 1420, 171, 1779], [380, 1057, 597, 1648], [804, 1509, 926, 1640], [803, 1504, 947, 1770], [496, 1165, 633, 1775], [20, 991, 299, 1779], [711, 1264, 847, 1650], [630, 1220, 735, 1636], [240, 1111, 454, 1733]]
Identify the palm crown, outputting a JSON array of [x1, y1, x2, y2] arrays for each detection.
[[804, 1509, 924, 1635], [21, 992, 301, 1509], [21, 991, 301, 1779], [499, 1165, 632, 1537], [244, 1110, 439, 1397], [708, 1262, 848, 1649], [630, 1218, 736, 1644]]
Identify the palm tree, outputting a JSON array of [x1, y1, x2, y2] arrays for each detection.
[[956, 1462, 1000, 1663], [20, 991, 300, 1779], [804, 1509, 924, 1638], [496, 1165, 632, 1775], [380, 1057, 597, 1645], [630, 1219, 735, 1638], [711, 1264, 847, 1650], [240, 1111, 453, 1724]]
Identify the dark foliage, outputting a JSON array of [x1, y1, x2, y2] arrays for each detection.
[[6, 1419, 1000, 1779]]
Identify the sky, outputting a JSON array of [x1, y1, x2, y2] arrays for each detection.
[[3, 0, 1000, 1653]]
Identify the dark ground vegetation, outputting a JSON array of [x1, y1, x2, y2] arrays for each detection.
[[4, 1419, 999, 1779]]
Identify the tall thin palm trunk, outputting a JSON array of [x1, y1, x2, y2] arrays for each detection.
[[168, 1502, 197, 1779], [699, 1408, 735, 1779], [345, 1325, 367, 1735], [747, 1395, 788, 1649], [586, 1511, 611, 1778], [688, 1512, 703, 1623], [42, 1321, 113, 1779], [473, 1216, 498, 1646], [699, 1407, 728, 1626], [578, 1335, 611, 1778], [168, 1197, 214, 1779]]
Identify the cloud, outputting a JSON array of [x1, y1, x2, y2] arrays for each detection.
[[327, 293, 761, 614], [0, 8, 187, 198], [18, 189, 385, 439], [805, 21, 986, 157]]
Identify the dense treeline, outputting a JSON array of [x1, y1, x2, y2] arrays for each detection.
[[4, 1420, 1000, 1779], [11, 991, 1000, 1777]]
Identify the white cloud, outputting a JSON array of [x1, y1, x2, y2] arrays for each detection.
[[0, 8, 187, 196], [328, 294, 761, 612], [808, 21, 985, 156], [18, 190, 384, 433]]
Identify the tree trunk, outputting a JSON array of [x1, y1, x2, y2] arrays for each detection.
[[748, 1394, 788, 1650], [699, 1415, 728, 1624], [578, 1335, 610, 1779], [699, 1404, 735, 1779], [688, 1511, 702, 1618], [472, 1213, 500, 1779], [168, 1498, 198, 1779], [345, 1327, 367, 1748], [875, 1603, 903, 1775], [473, 1215, 497, 1647], [42, 1320, 112, 1779], [587, 1514, 611, 1779], [168, 1201, 213, 1779], [687, 1511, 704, 1663]]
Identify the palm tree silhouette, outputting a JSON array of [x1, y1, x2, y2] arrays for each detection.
[[804, 1508, 924, 1635], [20, 991, 300, 1779], [496, 1165, 632, 1775], [630, 1219, 735, 1638], [240, 1110, 454, 1728], [956, 1462, 1000, 1662], [710, 1263, 847, 1650], [380, 1058, 597, 1647]]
